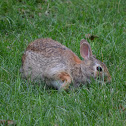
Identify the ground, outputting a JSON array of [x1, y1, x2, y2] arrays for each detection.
[[0, 0, 126, 125]]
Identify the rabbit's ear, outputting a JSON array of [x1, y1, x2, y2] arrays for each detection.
[[80, 39, 92, 59]]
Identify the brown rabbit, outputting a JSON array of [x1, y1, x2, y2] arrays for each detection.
[[21, 38, 111, 90]]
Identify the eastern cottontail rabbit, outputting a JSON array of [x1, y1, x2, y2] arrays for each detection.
[[21, 38, 111, 90]]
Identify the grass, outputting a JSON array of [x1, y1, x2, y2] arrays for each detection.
[[0, 0, 126, 125]]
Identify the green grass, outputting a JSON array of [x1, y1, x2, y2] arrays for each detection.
[[0, 0, 126, 125]]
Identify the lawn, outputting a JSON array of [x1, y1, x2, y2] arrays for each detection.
[[0, 0, 126, 125]]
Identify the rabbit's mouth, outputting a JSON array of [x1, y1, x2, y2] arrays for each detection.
[[95, 77, 105, 83], [95, 75, 111, 84], [95, 77, 107, 84], [94, 72, 104, 80]]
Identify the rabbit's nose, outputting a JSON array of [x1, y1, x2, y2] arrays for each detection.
[[104, 75, 112, 84], [107, 76, 112, 84]]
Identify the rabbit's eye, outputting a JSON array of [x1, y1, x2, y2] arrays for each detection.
[[96, 66, 102, 72]]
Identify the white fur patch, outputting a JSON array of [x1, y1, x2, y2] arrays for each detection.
[[51, 80, 63, 90], [49, 64, 66, 75]]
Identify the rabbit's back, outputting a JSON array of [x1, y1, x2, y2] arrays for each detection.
[[26, 38, 68, 57], [21, 38, 81, 82]]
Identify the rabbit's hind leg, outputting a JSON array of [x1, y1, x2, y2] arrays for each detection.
[[45, 65, 72, 90], [57, 72, 72, 90]]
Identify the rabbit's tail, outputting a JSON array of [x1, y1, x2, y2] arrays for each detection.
[[20, 66, 23, 73], [20, 66, 25, 78]]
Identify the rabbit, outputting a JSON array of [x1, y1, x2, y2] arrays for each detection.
[[20, 38, 111, 90]]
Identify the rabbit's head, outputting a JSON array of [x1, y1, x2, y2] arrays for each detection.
[[80, 39, 111, 83]]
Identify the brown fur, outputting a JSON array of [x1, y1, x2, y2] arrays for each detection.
[[72, 53, 82, 64], [22, 54, 26, 65], [58, 72, 72, 90], [58, 72, 72, 82]]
